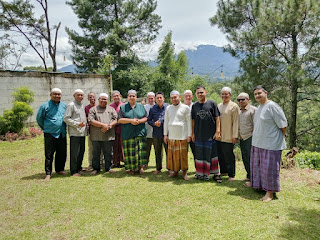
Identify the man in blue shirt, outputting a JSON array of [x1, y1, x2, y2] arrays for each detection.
[[147, 92, 169, 174], [36, 88, 67, 181]]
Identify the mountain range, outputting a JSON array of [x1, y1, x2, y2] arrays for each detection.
[[59, 45, 240, 80]]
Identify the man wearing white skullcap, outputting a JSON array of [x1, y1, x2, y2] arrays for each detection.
[[237, 92, 257, 182], [144, 91, 156, 165], [217, 86, 240, 182], [36, 88, 67, 181], [88, 93, 118, 175], [64, 89, 87, 177], [164, 90, 192, 180]]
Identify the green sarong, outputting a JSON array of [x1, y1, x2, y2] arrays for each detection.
[[123, 136, 147, 170]]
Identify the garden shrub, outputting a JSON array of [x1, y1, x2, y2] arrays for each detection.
[[294, 151, 320, 170], [0, 87, 34, 135]]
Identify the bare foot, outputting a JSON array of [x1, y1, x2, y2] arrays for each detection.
[[183, 174, 189, 181], [56, 171, 67, 175], [91, 170, 98, 175], [169, 171, 178, 177], [139, 168, 144, 175], [107, 169, 115, 173], [72, 173, 81, 177], [244, 182, 251, 187], [261, 191, 273, 202], [228, 177, 235, 182], [242, 178, 250, 181], [153, 170, 160, 175], [127, 170, 134, 174], [44, 175, 51, 181]]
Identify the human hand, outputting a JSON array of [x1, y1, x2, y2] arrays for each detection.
[[79, 121, 85, 127], [155, 120, 161, 127], [232, 138, 238, 144], [164, 135, 168, 144]]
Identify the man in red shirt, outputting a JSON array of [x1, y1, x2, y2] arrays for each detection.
[[109, 90, 125, 167]]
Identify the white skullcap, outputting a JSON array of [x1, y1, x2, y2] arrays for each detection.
[[128, 89, 137, 96], [112, 90, 121, 96], [221, 87, 232, 94], [237, 92, 249, 99], [183, 90, 192, 95], [99, 93, 109, 99], [73, 89, 84, 95], [147, 92, 155, 97], [170, 90, 180, 96], [51, 88, 62, 94]]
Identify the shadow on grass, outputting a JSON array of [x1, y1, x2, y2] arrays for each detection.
[[279, 207, 320, 239], [20, 172, 70, 180]]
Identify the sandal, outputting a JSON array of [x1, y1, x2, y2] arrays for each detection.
[[213, 175, 222, 183]]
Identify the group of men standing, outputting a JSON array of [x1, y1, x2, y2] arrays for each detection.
[[37, 85, 287, 202]]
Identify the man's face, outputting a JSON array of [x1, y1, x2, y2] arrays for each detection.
[[99, 96, 108, 107], [147, 95, 155, 105], [50, 91, 62, 103], [183, 93, 193, 103], [254, 89, 268, 104], [155, 94, 165, 107], [88, 93, 96, 105], [195, 88, 206, 102], [128, 94, 136, 103], [112, 93, 121, 104], [170, 94, 181, 105], [74, 92, 84, 102], [237, 97, 249, 108], [221, 91, 231, 102]]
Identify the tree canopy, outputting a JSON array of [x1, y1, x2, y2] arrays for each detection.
[[66, 0, 162, 73], [210, 0, 320, 148]]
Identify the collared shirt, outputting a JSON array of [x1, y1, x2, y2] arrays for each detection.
[[118, 103, 147, 140], [218, 100, 240, 143], [239, 104, 257, 140], [147, 103, 169, 138], [88, 105, 117, 141], [64, 100, 87, 137], [110, 101, 125, 135], [144, 103, 155, 138], [36, 100, 67, 138], [252, 100, 287, 150], [163, 102, 192, 140]]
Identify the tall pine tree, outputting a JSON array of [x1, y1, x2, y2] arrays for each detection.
[[66, 0, 161, 73], [211, 0, 320, 148]]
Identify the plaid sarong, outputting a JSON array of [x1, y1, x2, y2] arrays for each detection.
[[195, 140, 219, 180], [250, 146, 282, 192], [123, 136, 147, 171], [113, 133, 124, 166], [167, 139, 188, 172]]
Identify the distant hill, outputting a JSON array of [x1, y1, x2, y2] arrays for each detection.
[[185, 45, 239, 80], [58, 45, 240, 80]]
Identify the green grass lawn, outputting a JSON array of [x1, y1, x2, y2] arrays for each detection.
[[0, 136, 320, 240]]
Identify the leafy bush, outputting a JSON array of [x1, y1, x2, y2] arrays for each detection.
[[0, 87, 34, 135], [294, 151, 320, 170]]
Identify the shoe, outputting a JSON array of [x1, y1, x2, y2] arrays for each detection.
[[91, 170, 98, 175]]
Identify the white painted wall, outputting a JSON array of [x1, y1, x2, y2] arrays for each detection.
[[0, 70, 109, 123]]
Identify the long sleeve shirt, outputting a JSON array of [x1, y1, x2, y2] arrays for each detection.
[[218, 101, 240, 143], [163, 102, 192, 140], [63, 100, 87, 137], [36, 100, 67, 138], [147, 103, 169, 138], [144, 104, 155, 138]]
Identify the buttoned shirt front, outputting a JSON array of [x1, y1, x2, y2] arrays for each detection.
[[147, 103, 169, 138], [64, 100, 87, 137], [239, 104, 257, 140]]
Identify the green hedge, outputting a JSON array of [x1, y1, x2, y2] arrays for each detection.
[[294, 151, 320, 170]]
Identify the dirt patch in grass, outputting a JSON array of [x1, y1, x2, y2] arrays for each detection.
[[281, 168, 320, 186]]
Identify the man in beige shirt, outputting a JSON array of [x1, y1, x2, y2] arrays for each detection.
[[217, 87, 240, 181], [88, 93, 118, 175], [237, 92, 257, 181]]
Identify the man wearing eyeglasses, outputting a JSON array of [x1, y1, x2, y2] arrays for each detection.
[[237, 93, 257, 182]]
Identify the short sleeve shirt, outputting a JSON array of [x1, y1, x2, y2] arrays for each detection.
[[192, 100, 220, 141], [252, 101, 287, 150]]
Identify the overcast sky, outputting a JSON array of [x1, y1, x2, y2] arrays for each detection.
[[16, 0, 228, 69]]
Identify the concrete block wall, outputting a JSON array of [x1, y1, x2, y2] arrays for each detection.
[[0, 71, 109, 124]]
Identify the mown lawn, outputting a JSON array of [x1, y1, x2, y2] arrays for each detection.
[[0, 136, 320, 240]]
